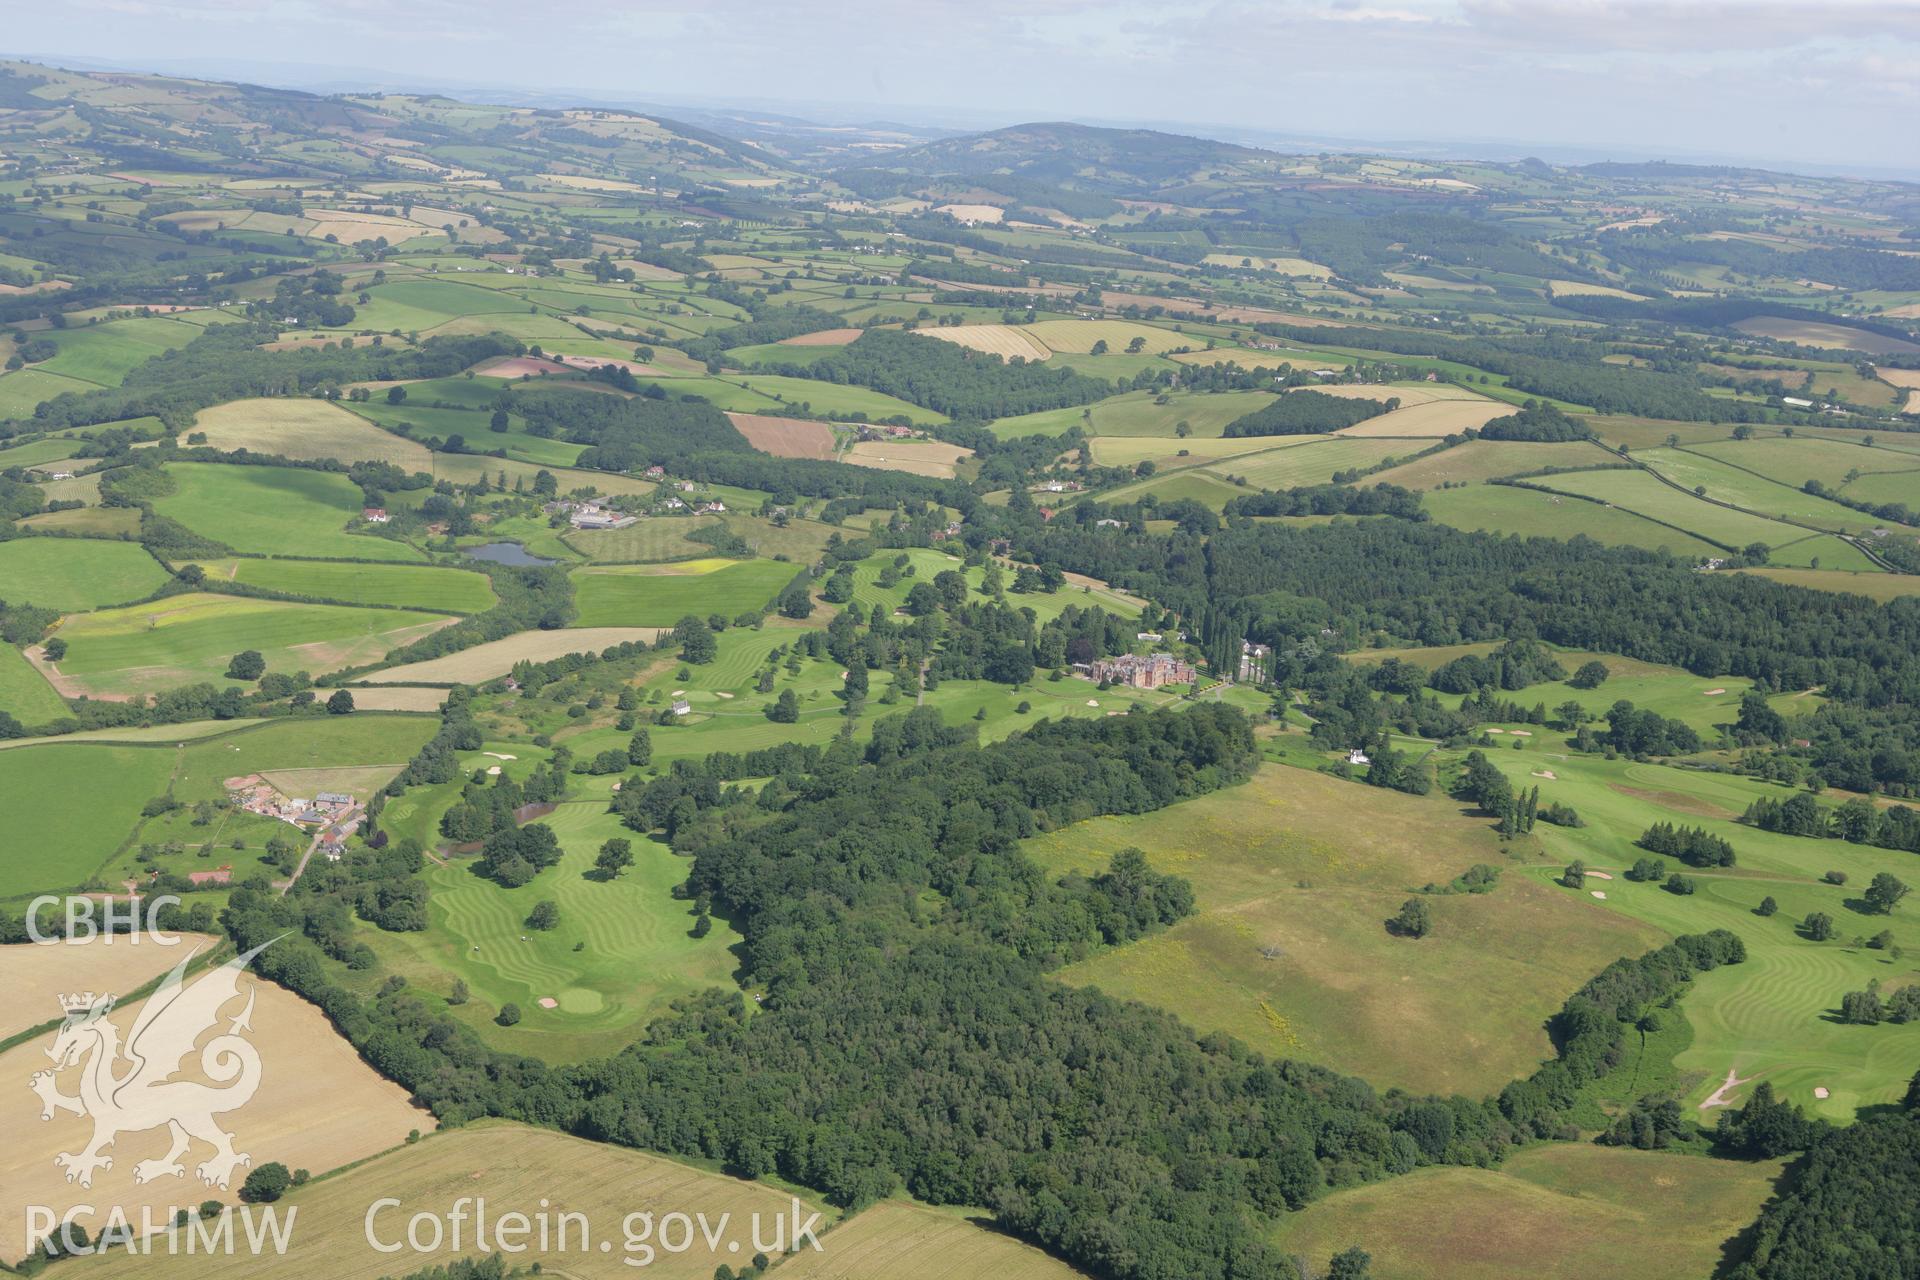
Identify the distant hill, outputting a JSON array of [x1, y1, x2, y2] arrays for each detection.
[[835, 121, 1286, 209]]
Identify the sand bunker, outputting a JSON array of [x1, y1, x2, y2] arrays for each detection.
[[538, 997, 559, 1010], [1704, 688, 1727, 696], [1590, 890, 1608, 900]]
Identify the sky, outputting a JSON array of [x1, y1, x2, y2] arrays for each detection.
[[6, 0, 1920, 175]]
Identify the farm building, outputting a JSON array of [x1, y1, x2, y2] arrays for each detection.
[[361, 507, 390, 523], [671, 699, 692, 716]]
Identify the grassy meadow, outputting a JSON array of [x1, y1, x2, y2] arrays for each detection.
[[190, 556, 497, 612], [153, 463, 427, 561], [1272, 1144, 1784, 1280], [0, 538, 169, 612], [1026, 763, 1664, 1096], [571, 558, 799, 627], [46, 592, 456, 697]]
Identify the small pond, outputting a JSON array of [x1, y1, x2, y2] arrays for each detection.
[[462, 542, 556, 567]]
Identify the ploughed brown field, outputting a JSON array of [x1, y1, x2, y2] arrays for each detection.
[[728, 412, 839, 459]]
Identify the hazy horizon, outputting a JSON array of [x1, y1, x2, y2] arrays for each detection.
[[5, 1, 1919, 179]]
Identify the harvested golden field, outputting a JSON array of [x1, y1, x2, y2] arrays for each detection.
[[365, 626, 663, 684], [1367, 440, 1613, 488], [779, 327, 863, 346], [917, 324, 1052, 362], [780, 1201, 1087, 1280], [1732, 316, 1920, 356], [475, 354, 573, 378], [1100, 291, 1348, 327], [846, 440, 972, 478], [1023, 319, 1191, 355], [1879, 367, 1920, 391], [0, 953, 430, 1259], [1338, 399, 1516, 437], [0, 935, 217, 1041], [85, 1122, 824, 1280], [727, 411, 839, 459], [1547, 279, 1648, 300], [192, 399, 432, 469], [931, 202, 1004, 223], [330, 685, 449, 711]]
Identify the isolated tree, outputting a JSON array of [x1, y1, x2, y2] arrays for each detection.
[[447, 978, 469, 1006], [526, 900, 560, 931], [1865, 872, 1909, 915], [1561, 860, 1587, 889], [675, 615, 716, 664], [769, 688, 799, 723], [386, 385, 406, 405], [238, 1163, 291, 1204], [1328, 1248, 1374, 1280], [226, 650, 266, 681], [1391, 897, 1431, 938], [1756, 895, 1778, 917], [595, 838, 633, 878], [1804, 911, 1835, 941], [489, 408, 510, 433], [626, 729, 651, 766], [691, 911, 713, 938], [42, 637, 66, 662], [325, 688, 355, 715], [496, 1003, 521, 1026], [1567, 660, 1610, 689]]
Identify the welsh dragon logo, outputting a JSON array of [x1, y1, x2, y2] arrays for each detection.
[[29, 940, 273, 1191]]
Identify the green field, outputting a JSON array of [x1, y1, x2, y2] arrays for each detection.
[[39, 314, 204, 385], [1533, 470, 1809, 551], [47, 592, 454, 697], [989, 388, 1278, 440], [362, 801, 741, 1061], [1636, 447, 1895, 533], [190, 557, 497, 612], [1086, 434, 1307, 469], [1273, 1143, 1784, 1280], [571, 558, 799, 626], [1474, 747, 1920, 1119], [1026, 764, 1664, 1096], [1741, 566, 1920, 600], [0, 367, 100, 417], [1368, 440, 1612, 489], [1424, 484, 1725, 558], [1356, 643, 1771, 737], [152, 463, 427, 561], [0, 538, 169, 611], [0, 742, 181, 897], [1764, 532, 1883, 572], [0, 436, 86, 469], [350, 398, 588, 468], [1692, 435, 1920, 493], [0, 643, 67, 724], [734, 373, 949, 424]]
